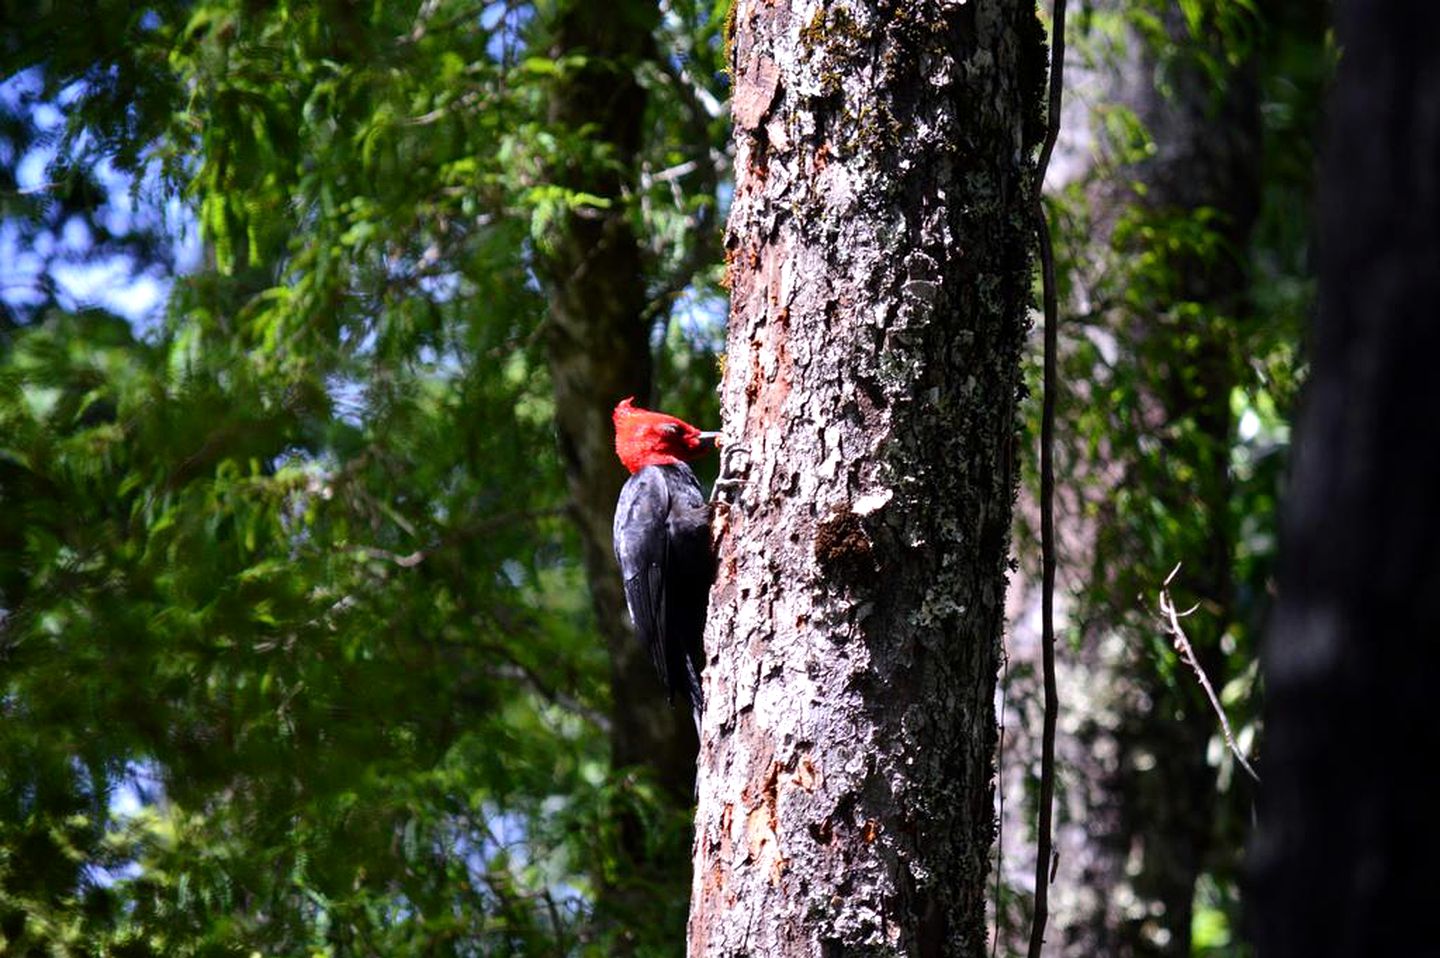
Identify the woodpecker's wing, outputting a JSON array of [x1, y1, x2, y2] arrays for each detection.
[[662, 472, 712, 717], [613, 467, 674, 694]]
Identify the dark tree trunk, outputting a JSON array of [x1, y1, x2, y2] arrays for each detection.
[[688, 1, 1046, 954], [533, 0, 698, 945], [1249, 3, 1440, 954], [995, 4, 1263, 954]]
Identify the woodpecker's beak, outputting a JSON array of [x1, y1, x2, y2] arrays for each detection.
[[696, 430, 722, 453]]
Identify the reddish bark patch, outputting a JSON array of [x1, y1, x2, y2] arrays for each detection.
[[733, 55, 780, 130], [791, 755, 818, 790], [809, 817, 835, 844], [710, 503, 732, 560], [747, 138, 770, 187], [761, 237, 786, 307], [692, 798, 736, 953], [743, 800, 775, 860], [762, 760, 779, 808], [744, 760, 787, 884], [738, 238, 794, 433], [813, 140, 831, 174], [718, 802, 735, 871], [745, 346, 763, 406]]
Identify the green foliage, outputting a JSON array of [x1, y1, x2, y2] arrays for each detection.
[[1, 287, 601, 956], [2, 0, 731, 954]]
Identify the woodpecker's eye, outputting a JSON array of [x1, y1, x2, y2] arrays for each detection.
[[661, 423, 684, 437]]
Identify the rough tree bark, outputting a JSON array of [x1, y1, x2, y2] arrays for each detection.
[[997, 5, 1262, 954], [1249, 2, 1440, 954], [688, 2, 1046, 954], [532, 0, 698, 942]]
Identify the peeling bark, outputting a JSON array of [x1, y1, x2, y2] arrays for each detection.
[[690, 2, 1046, 954]]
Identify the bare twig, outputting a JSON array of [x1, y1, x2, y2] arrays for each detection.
[[406, 0, 441, 42], [353, 507, 564, 570], [638, 54, 729, 327], [1028, 1, 1068, 955], [1159, 563, 1261, 784], [355, 545, 428, 567], [489, 662, 611, 731]]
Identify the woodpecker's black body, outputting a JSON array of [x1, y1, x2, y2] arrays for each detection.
[[613, 462, 711, 728]]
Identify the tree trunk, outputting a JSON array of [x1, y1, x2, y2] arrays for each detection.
[[689, 2, 1045, 953], [1249, 2, 1440, 954], [996, 4, 1262, 953], [534, 0, 698, 944]]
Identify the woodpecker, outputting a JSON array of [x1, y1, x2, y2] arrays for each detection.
[[612, 397, 719, 731]]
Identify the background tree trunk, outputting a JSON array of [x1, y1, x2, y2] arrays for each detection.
[[1249, 2, 1440, 954], [688, 1, 1045, 953], [534, 0, 698, 944], [996, 4, 1262, 953]]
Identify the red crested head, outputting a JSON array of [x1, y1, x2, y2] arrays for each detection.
[[613, 397, 719, 474]]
